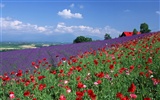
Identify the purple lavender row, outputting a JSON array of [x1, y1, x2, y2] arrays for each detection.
[[0, 32, 157, 74]]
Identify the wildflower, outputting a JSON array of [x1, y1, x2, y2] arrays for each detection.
[[2, 75, 10, 81], [50, 70, 56, 74], [94, 59, 98, 66], [152, 78, 159, 85], [87, 89, 96, 100], [77, 82, 86, 88], [9, 91, 15, 99], [95, 72, 104, 78], [38, 84, 46, 91], [147, 57, 152, 64], [130, 65, 134, 70], [59, 69, 64, 73], [24, 91, 30, 97], [139, 72, 144, 76], [128, 83, 136, 93], [119, 67, 127, 74], [43, 58, 46, 61], [32, 62, 36, 66], [76, 76, 81, 81], [16, 70, 23, 77], [76, 91, 84, 97], [64, 80, 68, 84], [130, 94, 137, 99], [109, 64, 114, 70], [97, 80, 102, 84], [37, 75, 45, 80], [114, 73, 118, 77], [66, 88, 71, 93], [144, 97, 152, 100], [59, 94, 66, 100], [116, 92, 124, 99]]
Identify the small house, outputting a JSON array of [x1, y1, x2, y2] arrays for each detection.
[[120, 31, 141, 37]]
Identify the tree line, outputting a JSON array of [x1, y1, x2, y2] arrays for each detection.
[[73, 22, 151, 43]]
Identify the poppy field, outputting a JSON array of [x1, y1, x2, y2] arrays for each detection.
[[0, 32, 160, 100]]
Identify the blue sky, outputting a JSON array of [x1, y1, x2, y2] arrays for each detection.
[[0, 0, 160, 42]]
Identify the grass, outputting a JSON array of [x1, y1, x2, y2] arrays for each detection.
[[0, 32, 160, 100]]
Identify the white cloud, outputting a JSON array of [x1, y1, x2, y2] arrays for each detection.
[[1, 17, 121, 38], [156, 11, 160, 15], [58, 9, 83, 19], [70, 3, 74, 8], [124, 9, 130, 12], [79, 5, 84, 9], [103, 26, 121, 38], [0, 17, 52, 34], [0, 3, 5, 8], [54, 22, 121, 38]]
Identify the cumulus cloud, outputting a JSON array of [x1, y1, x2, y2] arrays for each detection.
[[103, 26, 121, 38], [0, 3, 5, 8], [54, 22, 121, 38], [54, 22, 101, 34], [1, 17, 121, 38], [156, 11, 160, 15], [70, 3, 74, 8], [0, 17, 52, 34], [58, 9, 83, 19]]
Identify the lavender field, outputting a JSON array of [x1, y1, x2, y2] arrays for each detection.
[[0, 32, 158, 75]]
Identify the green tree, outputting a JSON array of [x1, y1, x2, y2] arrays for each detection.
[[140, 23, 151, 33], [73, 36, 92, 43], [133, 28, 138, 35], [104, 33, 112, 40]]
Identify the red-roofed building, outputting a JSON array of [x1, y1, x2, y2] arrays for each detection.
[[120, 31, 141, 37]]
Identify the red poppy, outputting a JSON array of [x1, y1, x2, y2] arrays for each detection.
[[50, 70, 56, 74], [38, 84, 46, 91], [9, 91, 15, 99], [130, 65, 134, 70], [87, 89, 96, 100], [2, 75, 10, 81], [43, 58, 47, 61], [147, 57, 152, 64], [139, 72, 144, 76], [60, 69, 64, 73], [116, 92, 124, 99], [59, 94, 66, 100], [76, 66, 82, 72], [16, 70, 23, 77], [24, 91, 30, 97], [24, 80, 30, 86], [76, 91, 84, 97], [109, 64, 114, 70], [77, 82, 85, 89], [119, 67, 127, 74], [32, 62, 36, 66], [95, 72, 104, 78], [94, 59, 98, 66], [37, 75, 46, 80], [128, 83, 136, 93], [76, 76, 81, 81]]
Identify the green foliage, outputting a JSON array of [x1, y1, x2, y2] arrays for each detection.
[[73, 36, 92, 43], [140, 23, 151, 33], [104, 33, 112, 40], [133, 28, 138, 35]]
